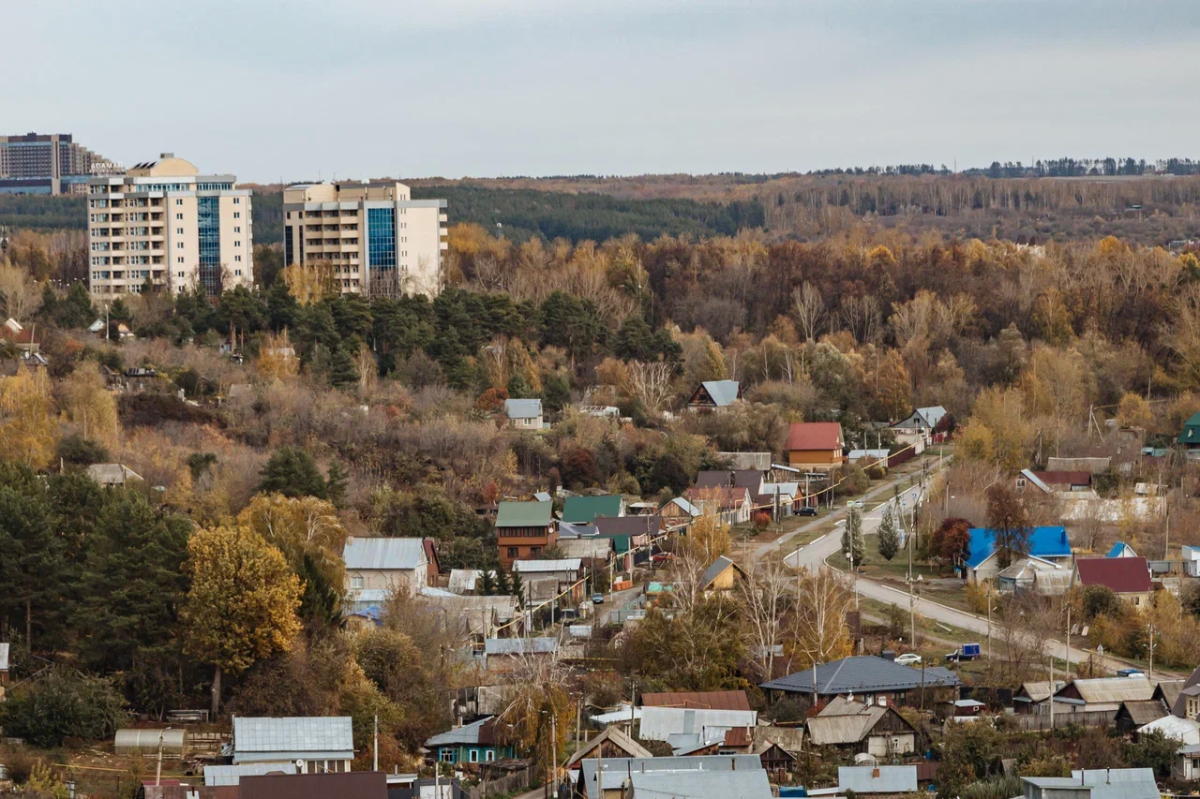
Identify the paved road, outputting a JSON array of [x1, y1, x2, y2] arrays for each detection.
[[772, 474, 1181, 676], [596, 584, 642, 626]]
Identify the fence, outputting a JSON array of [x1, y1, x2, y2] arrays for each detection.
[[466, 766, 532, 799], [1004, 710, 1114, 731]]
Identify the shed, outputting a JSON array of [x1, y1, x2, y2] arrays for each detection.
[[115, 728, 187, 756], [204, 764, 297, 787], [1115, 700, 1169, 732], [838, 765, 918, 793]]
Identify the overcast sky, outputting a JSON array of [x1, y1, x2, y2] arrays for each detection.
[[6, 0, 1199, 183]]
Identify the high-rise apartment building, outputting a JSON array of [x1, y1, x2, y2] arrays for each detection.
[[0, 132, 122, 195], [87, 154, 252, 298], [282, 181, 448, 297]]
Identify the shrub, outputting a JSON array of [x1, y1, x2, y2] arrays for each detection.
[[0, 668, 128, 747]]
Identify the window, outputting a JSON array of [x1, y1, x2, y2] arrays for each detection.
[[507, 547, 519, 558], [177, 257, 184, 264], [176, 228, 183, 234], [175, 199, 183, 206], [350, 575, 364, 589], [233, 198, 240, 204], [235, 270, 243, 276], [234, 212, 241, 218], [176, 213, 183, 220], [235, 255, 242, 262], [439, 750, 454, 763], [234, 226, 241, 233], [177, 242, 184, 249], [468, 750, 478, 763], [485, 751, 495, 762], [235, 240, 241, 247], [178, 272, 185, 278]]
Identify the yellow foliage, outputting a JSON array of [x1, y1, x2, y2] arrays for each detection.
[[0, 364, 58, 468], [682, 497, 731, 565], [867, 244, 896, 267], [237, 493, 348, 593], [281, 262, 338, 305], [1116, 392, 1153, 429], [256, 329, 300, 381], [60, 363, 119, 447]]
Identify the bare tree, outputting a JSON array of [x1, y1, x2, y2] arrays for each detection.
[[842, 295, 881, 344], [787, 566, 854, 680], [626, 360, 674, 413], [740, 557, 794, 681], [0, 263, 37, 323], [793, 282, 826, 342]]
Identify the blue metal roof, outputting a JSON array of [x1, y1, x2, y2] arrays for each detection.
[[702, 380, 741, 407], [1107, 541, 1136, 558], [965, 526, 1071, 569]]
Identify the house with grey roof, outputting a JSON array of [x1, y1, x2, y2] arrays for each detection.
[[627, 769, 772, 799], [343, 537, 429, 598], [685, 380, 741, 412], [425, 717, 515, 766], [1022, 769, 1158, 799], [839, 765, 918, 794], [701, 555, 746, 593], [86, 463, 143, 488], [504, 398, 543, 430], [204, 763, 297, 787], [232, 717, 354, 774], [806, 696, 919, 756], [761, 655, 960, 709], [575, 756, 763, 799], [638, 704, 758, 753], [482, 637, 558, 674]]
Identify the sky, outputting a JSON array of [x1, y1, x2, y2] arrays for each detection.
[[5, 0, 1200, 183]]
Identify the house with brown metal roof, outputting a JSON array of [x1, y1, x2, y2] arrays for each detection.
[[240, 773, 386, 799], [1072, 557, 1153, 608], [641, 690, 752, 711], [785, 422, 844, 472]]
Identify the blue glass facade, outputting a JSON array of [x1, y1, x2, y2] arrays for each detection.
[[197, 196, 221, 295], [367, 207, 396, 275], [284, 225, 294, 267]]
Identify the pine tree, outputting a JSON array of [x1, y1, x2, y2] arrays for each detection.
[[509, 570, 525, 606], [877, 506, 900, 561], [842, 507, 865, 567], [478, 569, 496, 596], [495, 569, 512, 595], [325, 461, 349, 508], [328, 345, 359, 389]]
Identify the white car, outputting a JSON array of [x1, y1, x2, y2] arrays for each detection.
[[849, 500, 864, 509], [894, 653, 922, 666]]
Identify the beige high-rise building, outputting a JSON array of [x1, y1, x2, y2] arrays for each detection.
[[87, 154, 252, 298], [282, 181, 448, 297]]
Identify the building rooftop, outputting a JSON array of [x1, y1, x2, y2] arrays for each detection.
[[512, 558, 581, 573], [233, 717, 353, 756], [1074, 557, 1152, 594], [562, 495, 623, 523], [965, 526, 1072, 569], [641, 690, 751, 711], [343, 537, 425, 571], [504, 398, 542, 420], [495, 500, 553, 528], [761, 655, 960, 695], [786, 422, 843, 451], [239, 772, 385, 799]]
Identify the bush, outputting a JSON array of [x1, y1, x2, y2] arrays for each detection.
[[1082, 585, 1123, 620], [56, 434, 109, 467], [0, 668, 128, 747]]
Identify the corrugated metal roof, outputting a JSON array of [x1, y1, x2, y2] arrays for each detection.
[[578, 756, 761, 799], [115, 729, 187, 753], [1066, 676, 1155, 704], [641, 690, 751, 710], [594, 515, 661, 537], [761, 655, 960, 694], [786, 422, 842, 451], [1023, 770, 1158, 799], [629, 769, 772, 799], [965, 526, 1072, 569], [700, 380, 741, 407], [504, 398, 542, 419], [239, 772, 386, 799], [662, 497, 702, 517], [839, 766, 918, 793], [565, 726, 654, 767], [233, 717, 353, 756], [1120, 700, 1168, 726], [807, 715, 874, 745], [484, 637, 557, 655], [205, 764, 297, 786], [343, 537, 425, 570], [1137, 715, 1200, 744], [638, 706, 758, 743], [512, 559, 582, 573], [495, 500, 553, 527], [562, 495, 623, 523], [425, 716, 493, 747], [1074, 557, 1152, 594]]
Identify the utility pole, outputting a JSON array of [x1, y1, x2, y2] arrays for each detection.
[[1065, 604, 1071, 678], [987, 594, 992, 661], [373, 714, 378, 772], [155, 728, 172, 786], [909, 579, 916, 647], [1049, 655, 1055, 731], [1148, 623, 1155, 680]]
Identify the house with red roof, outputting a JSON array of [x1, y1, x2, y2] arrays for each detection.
[[786, 422, 845, 472], [1072, 557, 1153, 608]]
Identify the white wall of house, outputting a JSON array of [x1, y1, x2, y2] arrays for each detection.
[[346, 565, 427, 596]]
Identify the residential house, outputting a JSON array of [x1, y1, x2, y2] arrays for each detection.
[[482, 637, 558, 674], [512, 558, 584, 603], [696, 469, 779, 516], [685, 380, 741, 412], [495, 500, 557, 569], [760, 482, 801, 515], [1154, 679, 1184, 713], [638, 691, 758, 753], [806, 696, 920, 757], [594, 515, 660, 571], [891, 405, 950, 443], [1108, 541, 1138, 558], [1174, 743, 1200, 781], [625, 770, 772, 799], [684, 485, 752, 526], [1046, 457, 1112, 474], [700, 556, 746, 592], [343, 537, 429, 599], [1013, 681, 1064, 715], [564, 727, 654, 770], [964, 526, 1073, 583], [1021, 769, 1159, 799], [1180, 412, 1200, 453], [1071, 558, 1153, 607], [848, 448, 892, 465], [504, 398, 543, 430], [839, 766, 919, 794], [558, 536, 613, 564], [785, 422, 845, 472], [85, 463, 143, 488], [718, 452, 772, 471], [574, 755, 763, 799], [660, 496, 702, 531], [425, 717, 515, 766], [760, 655, 961, 710], [420, 594, 521, 641], [754, 738, 799, 773], [1136, 714, 1200, 744], [1052, 676, 1155, 714], [240, 773, 386, 799], [0, 642, 9, 687], [204, 764, 298, 787], [1017, 469, 1093, 494], [562, 495, 624, 524], [1115, 699, 1170, 732], [232, 716, 354, 774]]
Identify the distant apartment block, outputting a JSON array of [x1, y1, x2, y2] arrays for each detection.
[[282, 181, 448, 297], [0, 132, 122, 195], [87, 154, 253, 298]]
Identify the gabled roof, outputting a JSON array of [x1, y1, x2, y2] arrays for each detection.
[[761, 655, 960, 694], [425, 716, 498, 747], [1118, 700, 1169, 726], [700, 556, 745, 588], [641, 690, 751, 711], [694, 380, 741, 408], [1061, 676, 1155, 704], [786, 422, 843, 451], [504, 398, 542, 420], [661, 497, 702, 517], [684, 486, 750, 509], [1015, 681, 1062, 703], [233, 717, 353, 756], [1074, 557, 1152, 594], [628, 769, 772, 799], [1179, 412, 1200, 444], [1107, 541, 1137, 558], [495, 500, 553, 527], [594, 515, 661, 537], [343, 537, 425, 571], [965, 526, 1072, 570], [86, 463, 143, 485], [806, 697, 918, 745], [695, 470, 764, 491], [565, 726, 654, 767], [562, 495, 622, 523], [917, 406, 948, 428]]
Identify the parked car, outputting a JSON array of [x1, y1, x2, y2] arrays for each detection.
[[798, 507, 818, 517], [849, 500, 865, 509], [591, 593, 605, 604], [945, 643, 982, 662], [1117, 668, 1146, 678], [894, 653, 922, 666]]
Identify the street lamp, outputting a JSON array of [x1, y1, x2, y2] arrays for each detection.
[[156, 727, 173, 786]]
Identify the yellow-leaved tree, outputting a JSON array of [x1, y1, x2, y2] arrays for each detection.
[[256, 329, 300, 381], [59, 362, 119, 447], [787, 566, 854, 677], [237, 493, 348, 608], [0, 364, 58, 468], [181, 524, 302, 716], [682, 494, 731, 566]]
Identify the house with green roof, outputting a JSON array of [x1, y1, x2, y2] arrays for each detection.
[[1179, 412, 1200, 449], [495, 500, 556, 569], [562, 495, 624, 524]]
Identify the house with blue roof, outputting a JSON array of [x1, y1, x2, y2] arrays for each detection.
[[685, 380, 741, 412], [964, 526, 1073, 583], [1107, 541, 1137, 558]]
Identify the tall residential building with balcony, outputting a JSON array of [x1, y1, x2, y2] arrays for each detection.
[[0, 132, 122, 195], [282, 181, 448, 297], [87, 154, 252, 298]]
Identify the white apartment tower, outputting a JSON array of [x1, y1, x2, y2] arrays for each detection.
[[87, 154, 253, 298], [282, 181, 448, 297]]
